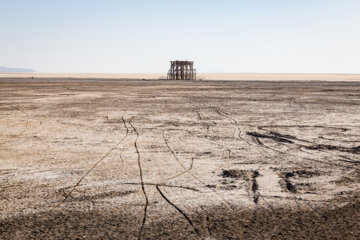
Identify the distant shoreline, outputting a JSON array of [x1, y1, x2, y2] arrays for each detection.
[[0, 73, 360, 81]]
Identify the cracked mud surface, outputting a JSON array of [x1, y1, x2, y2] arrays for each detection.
[[1, 78, 360, 239]]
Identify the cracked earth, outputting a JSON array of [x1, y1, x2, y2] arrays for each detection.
[[1, 78, 360, 239]]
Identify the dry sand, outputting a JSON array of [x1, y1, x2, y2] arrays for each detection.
[[0, 77, 359, 239]]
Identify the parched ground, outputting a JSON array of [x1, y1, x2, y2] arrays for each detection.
[[0, 78, 359, 239]]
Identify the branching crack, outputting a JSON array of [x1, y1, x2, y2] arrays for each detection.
[[156, 185, 200, 236], [129, 116, 149, 240], [162, 129, 233, 210], [61, 112, 129, 204]]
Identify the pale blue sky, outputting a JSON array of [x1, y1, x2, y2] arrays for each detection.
[[1, 0, 359, 73]]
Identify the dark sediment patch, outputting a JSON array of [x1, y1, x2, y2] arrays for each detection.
[[281, 170, 322, 193], [284, 179, 296, 193], [220, 169, 260, 204], [1, 200, 359, 239], [305, 144, 360, 155], [220, 169, 250, 180], [269, 131, 299, 141], [247, 132, 294, 144], [251, 170, 260, 204]]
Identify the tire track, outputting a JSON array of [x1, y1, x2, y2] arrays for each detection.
[[128, 116, 149, 240], [194, 106, 244, 171], [201, 122, 229, 161], [300, 145, 360, 168], [249, 131, 360, 171], [61, 112, 129, 203], [247, 132, 360, 205], [258, 125, 348, 132], [212, 107, 242, 141], [212, 147, 232, 172], [209, 105, 264, 161], [288, 96, 307, 111], [246, 134, 309, 169], [319, 135, 360, 143]]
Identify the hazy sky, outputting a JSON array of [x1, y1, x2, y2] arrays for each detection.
[[1, 0, 359, 73]]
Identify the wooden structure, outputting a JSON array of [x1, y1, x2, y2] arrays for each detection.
[[167, 61, 196, 80]]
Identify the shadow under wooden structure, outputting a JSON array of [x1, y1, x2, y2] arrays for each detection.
[[167, 61, 196, 80]]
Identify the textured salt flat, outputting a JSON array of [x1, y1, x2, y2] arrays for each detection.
[[0, 78, 359, 239]]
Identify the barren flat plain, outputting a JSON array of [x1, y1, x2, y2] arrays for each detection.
[[2, 73, 360, 81], [1, 77, 360, 239]]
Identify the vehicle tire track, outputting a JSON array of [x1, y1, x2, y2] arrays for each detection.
[[194, 106, 243, 172], [212, 147, 232, 172], [211, 107, 242, 141], [251, 132, 360, 171], [129, 116, 149, 240], [246, 134, 309, 168], [319, 135, 360, 143], [257, 125, 348, 132], [288, 96, 307, 111], [209, 105, 265, 160], [165, 157, 194, 181]]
